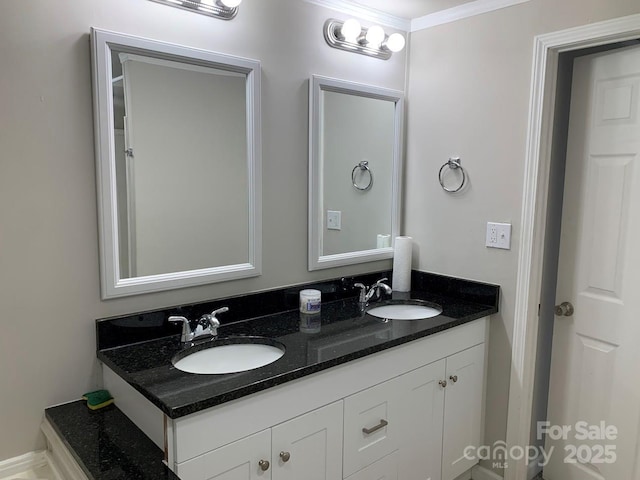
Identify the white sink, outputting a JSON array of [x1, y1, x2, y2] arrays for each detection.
[[366, 302, 442, 321], [173, 340, 285, 375]]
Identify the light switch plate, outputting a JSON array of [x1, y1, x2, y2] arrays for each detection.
[[327, 210, 341, 230], [486, 222, 511, 249]]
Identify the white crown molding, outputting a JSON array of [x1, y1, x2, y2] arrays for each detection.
[[411, 0, 531, 32], [303, 0, 411, 31]]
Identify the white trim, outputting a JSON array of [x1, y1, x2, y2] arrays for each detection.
[[505, 13, 640, 480], [43, 452, 65, 480], [41, 419, 89, 480], [411, 0, 531, 32], [302, 0, 410, 31], [91, 28, 262, 298], [308, 75, 403, 271], [0, 451, 48, 478], [472, 464, 504, 480]]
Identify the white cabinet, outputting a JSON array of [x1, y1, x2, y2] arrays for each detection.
[[176, 430, 271, 480], [176, 402, 343, 480], [442, 344, 485, 480], [398, 359, 446, 480], [397, 344, 486, 480], [343, 376, 401, 477], [345, 451, 399, 480], [272, 401, 343, 480], [104, 318, 489, 480]]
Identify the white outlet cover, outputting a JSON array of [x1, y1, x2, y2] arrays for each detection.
[[486, 222, 511, 250], [327, 210, 341, 230]]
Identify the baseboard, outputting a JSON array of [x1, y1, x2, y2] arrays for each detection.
[[0, 451, 48, 478], [472, 464, 504, 480], [41, 419, 89, 480]]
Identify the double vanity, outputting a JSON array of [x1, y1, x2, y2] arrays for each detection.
[[45, 271, 498, 480], [35, 24, 498, 480]]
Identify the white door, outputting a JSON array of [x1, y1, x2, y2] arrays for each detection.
[[271, 401, 343, 480], [544, 44, 640, 480], [398, 359, 445, 480], [176, 429, 271, 480], [442, 344, 485, 480]]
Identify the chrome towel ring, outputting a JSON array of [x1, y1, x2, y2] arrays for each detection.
[[438, 157, 466, 193], [352, 161, 373, 191]]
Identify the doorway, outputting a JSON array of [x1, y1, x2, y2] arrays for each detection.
[[534, 42, 640, 480], [505, 13, 640, 480]]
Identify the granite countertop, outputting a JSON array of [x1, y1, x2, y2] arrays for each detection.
[[45, 401, 180, 480], [98, 282, 498, 419]]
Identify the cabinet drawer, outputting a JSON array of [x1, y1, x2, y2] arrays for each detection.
[[343, 378, 401, 477], [344, 451, 399, 480]]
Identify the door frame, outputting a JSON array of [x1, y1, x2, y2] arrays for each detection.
[[505, 13, 640, 480]]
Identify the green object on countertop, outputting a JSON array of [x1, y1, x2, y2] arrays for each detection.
[[82, 389, 114, 411]]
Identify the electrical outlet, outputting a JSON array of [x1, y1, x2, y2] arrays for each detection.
[[327, 210, 341, 230], [486, 222, 511, 250]]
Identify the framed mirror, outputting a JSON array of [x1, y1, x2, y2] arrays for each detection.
[[308, 75, 403, 271], [91, 28, 261, 298]]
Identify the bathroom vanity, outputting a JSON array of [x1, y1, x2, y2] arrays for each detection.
[[94, 272, 498, 480]]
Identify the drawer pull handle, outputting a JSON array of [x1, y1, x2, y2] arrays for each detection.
[[280, 451, 291, 462], [439, 380, 447, 388], [449, 375, 458, 383], [362, 419, 388, 435], [258, 459, 270, 471]]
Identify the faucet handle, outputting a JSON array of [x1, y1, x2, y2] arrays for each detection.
[[354, 283, 367, 303], [211, 306, 229, 317], [375, 277, 389, 285], [169, 316, 193, 342], [202, 307, 229, 329]]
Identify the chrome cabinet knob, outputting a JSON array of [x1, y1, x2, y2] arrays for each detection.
[[258, 459, 270, 471], [279, 451, 291, 462], [554, 301, 574, 317], [439, 380, 447, 388], [449, 375, 458, 383]]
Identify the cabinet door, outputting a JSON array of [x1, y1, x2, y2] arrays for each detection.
[[397, 359, 446, 480], [442, 344, 485, 480], [176, 429, 271, 480], [343, 377, 401, 477], [344, 451, 399, 480], [272, 401, 343, 480]]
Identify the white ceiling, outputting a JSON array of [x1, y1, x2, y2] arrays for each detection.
[[347, 0, 474, 19]]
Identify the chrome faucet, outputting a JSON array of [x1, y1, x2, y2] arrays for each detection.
[[169, 307, 229, 344], [354, 278, 392, 305]]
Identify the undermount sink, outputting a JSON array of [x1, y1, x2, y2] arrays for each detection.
[[172, 337, 285, 375], [366, 300, 442, 321]]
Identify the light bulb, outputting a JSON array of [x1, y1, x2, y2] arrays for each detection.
[[365, 25, 385, 48], [219, 0, 241, 7], [386, 33, 406, 53], [340, 19, 362, 43]]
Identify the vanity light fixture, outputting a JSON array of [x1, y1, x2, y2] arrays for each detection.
[[149, 0, 241, 20], [323, 18, 406, 60]]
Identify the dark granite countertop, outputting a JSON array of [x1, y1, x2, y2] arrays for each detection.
[[98, 272, 498, 419], [45, 401, 180, 480]]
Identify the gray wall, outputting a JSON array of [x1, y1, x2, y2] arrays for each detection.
[[0, 0, 406, 460], [404, 0, 640, 476]]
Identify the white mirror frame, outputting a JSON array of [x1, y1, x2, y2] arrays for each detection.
[[308, 75, 404, 271], [91, 28, 262, 298]]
